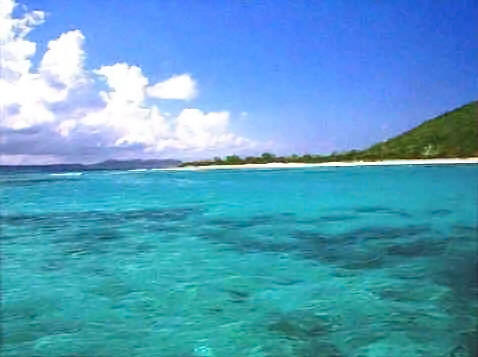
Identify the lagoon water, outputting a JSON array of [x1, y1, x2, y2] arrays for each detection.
[[1, 165, 477, 356]]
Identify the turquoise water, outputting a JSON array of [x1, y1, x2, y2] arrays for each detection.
[[1, 165, 477, 356]]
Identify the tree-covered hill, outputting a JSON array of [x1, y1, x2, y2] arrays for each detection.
[[356, 101, 477, 160], [181, 101, 477, 166]]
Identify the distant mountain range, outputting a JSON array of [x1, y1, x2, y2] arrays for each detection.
[[2, 101, 476, 171], [0, 159, 181, 173]]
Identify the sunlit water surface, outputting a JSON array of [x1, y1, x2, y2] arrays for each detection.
[[1, 165, 477, 356]]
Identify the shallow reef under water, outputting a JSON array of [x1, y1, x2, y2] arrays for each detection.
[[1, 165, 477, 356]]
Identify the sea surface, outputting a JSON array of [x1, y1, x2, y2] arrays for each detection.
[[1, 165, 477, 357]]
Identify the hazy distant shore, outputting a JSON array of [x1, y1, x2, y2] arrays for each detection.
[[160, 158, 478, 171]]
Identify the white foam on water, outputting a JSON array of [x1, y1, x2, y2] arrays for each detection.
[[50, 172, 83, 176]]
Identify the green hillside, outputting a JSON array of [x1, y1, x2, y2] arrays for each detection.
[[356, 101, 477, 160], [181, 101, 477, 166]]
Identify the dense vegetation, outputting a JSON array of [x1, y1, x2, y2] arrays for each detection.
[[181, 101, 477, 166]]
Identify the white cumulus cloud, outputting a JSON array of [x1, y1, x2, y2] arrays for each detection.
[[94, 63, 148, 105], [0, 0, 254, 164], [39, 30, 86, 89], [147, 73, 197, 100]]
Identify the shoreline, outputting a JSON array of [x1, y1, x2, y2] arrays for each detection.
[[159, 158, 478, 171]]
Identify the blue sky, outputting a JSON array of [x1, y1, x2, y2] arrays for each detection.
[[2, 0, 477, 163]]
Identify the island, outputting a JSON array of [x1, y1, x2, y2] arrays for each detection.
[[179, 101, 477, 168]]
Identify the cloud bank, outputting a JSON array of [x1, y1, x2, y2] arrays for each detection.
[[0, 0, 253, 164]]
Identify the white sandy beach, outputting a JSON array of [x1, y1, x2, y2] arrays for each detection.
[[157, 157, 478, 171]]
